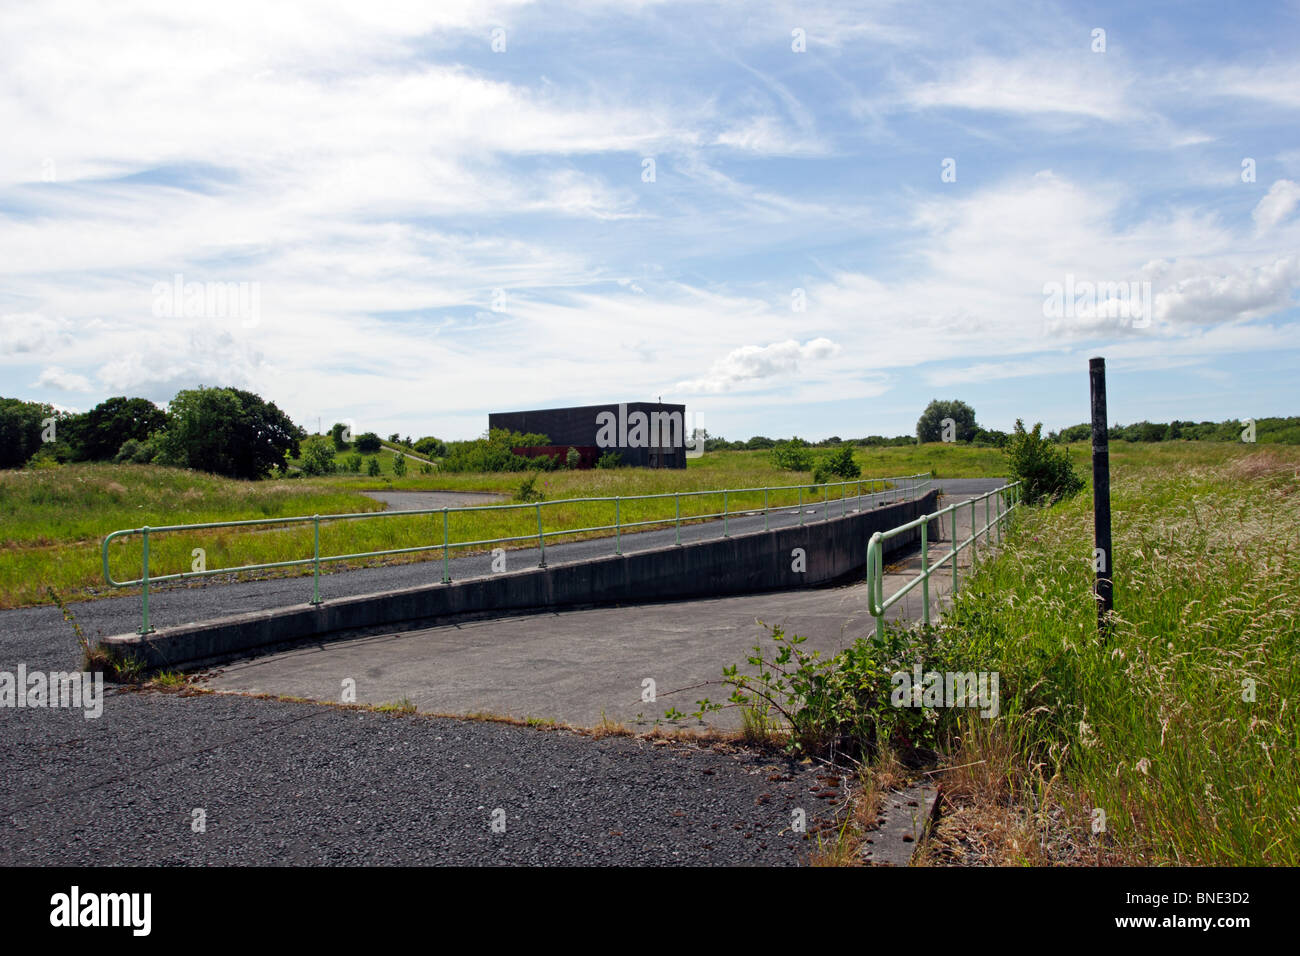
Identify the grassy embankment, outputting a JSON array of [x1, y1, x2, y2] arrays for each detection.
[[922, 444, 1300, 865]]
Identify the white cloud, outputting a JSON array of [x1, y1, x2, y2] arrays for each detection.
[[32, 366, 92, 391], [675, 337, 841, 393], [1253, 180, 1300, 232]]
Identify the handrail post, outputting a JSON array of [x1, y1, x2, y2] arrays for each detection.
[[970, 499, 977, 567], [798, 487, 804, 526], [441, 508, 451, 583], [615, 497, 621, 555], [841, 482, 845, 518], [723, 490, 729, 537], [675, 493, 681, 545], [139, 526, 154, 634], [921, 514, 930, 626], [763, 488, 769, 532], [871, 534, 884, 637], [536, 502, 546, 567], [952, 507, 959, 595], [823, 482, 828, 521], [311, 515, 321, 606]]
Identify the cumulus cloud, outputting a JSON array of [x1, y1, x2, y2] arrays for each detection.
[[674, 338, 840, 393], [1154, 256, 1300, 326]]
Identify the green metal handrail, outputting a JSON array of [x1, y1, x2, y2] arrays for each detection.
[[102, 472, 933, 634], [866, 481, 1021, 635]]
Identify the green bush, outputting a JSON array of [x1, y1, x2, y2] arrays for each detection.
[[392, 453, 407, 477], [1005, 419, 1084, 504], [441, 428, 551, 473], [112, 438, 157, 464], [565, 446, 581, 469], [366, 456, 381, 477], [355, 432, 382, 454], [596, 451, 622, 469], [677, 623, 986, 760], [812, 444, 861, 484], [299, 437, 338, 476], [346, 453, 362, 473], [513, 471, 545, 502], [770, 438, 814, 472]]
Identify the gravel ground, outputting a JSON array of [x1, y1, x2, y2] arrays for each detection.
[[0, 687, 835, 865]]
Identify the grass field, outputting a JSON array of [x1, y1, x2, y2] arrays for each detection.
[[931, 444, 1300, 865]]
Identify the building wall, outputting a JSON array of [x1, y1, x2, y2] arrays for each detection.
[[489, 402, 687, 468]]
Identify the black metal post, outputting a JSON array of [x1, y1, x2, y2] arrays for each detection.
[[1089, 357, 1113, 635]]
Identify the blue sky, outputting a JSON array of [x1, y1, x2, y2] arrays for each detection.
[[2, 0, 1298, 441]]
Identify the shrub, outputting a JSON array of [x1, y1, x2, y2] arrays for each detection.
[[299, 437, 337, 476], [366, 456, 381, 477], [1005, 419, 1084, 504], [414, 436, 446, 458], [354, 432, 382, 454], [392, 453, 407, 477], [812, 444, 861, 484], [565, 446, 581, 469], [113, 438, 157, 464], [596, 451, 622, 469], [513, 471, 545, 502], [441, 428, 551, 473], [770, 438, 814, 472], [346, 453, 362, 473]]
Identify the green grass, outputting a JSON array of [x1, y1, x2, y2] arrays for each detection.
[[6, 440, 1282, 613], [943, 444, 1300, 864]]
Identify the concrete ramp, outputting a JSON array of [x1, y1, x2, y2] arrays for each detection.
[[104, 492, 940, 670]]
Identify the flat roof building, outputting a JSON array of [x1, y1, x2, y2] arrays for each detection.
[[488, 401, 688, 469]]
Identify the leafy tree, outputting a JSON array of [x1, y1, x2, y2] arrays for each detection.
[[157, 386, 301, 480], [770, 438, 814, 472], [366, 456, 381, 477], [387, 433, 400, 443], [917, 399, 977, 443], [1005, 419, 1084, 504], [354, 432, 382, 453], [299, 437, 338, 476], [0, 397, 57, 469], [565, 446, 581, 469], [69, 396, 167, 461], [345, 453, 363, 473], [330, 422, 351, 450], [392, 452, 407, 477], [440, 428, 551, 473], [413, 436, 446, 458]]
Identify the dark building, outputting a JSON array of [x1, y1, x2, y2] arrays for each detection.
[[489, 402, 688, 469]]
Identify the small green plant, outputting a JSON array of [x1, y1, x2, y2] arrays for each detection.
[[392, 453, 407, 477], [596, 450, 622, 469], [346, 453, 363, 473], [366, 456, 381, 477], [513, 470, 545, 502], [376, 697, 417, 714], [565, 446, 581, 469]]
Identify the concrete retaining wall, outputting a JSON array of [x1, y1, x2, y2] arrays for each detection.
[[104, 491, 940, 669]]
